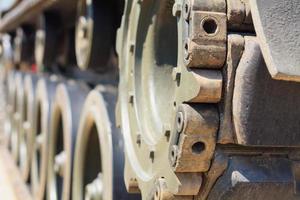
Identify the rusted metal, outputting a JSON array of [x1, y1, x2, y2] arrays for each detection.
[[189, 70, 222, 103], [218, 34, 244, 144], [117, 0, 226, 197], [195, 152, 228, 200], [227, 0, 253, 31], [170, 104, 219, 173], [183, 0, 227, 69]]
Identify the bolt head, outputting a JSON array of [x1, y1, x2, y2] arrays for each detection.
[[154, 178, 174, 200], [176, 111, 184, 133], [170, 145, 178, 167], [172, 2, 182, 17], [183, 0, 191, 21]]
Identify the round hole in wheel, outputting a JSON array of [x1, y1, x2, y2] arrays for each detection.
[[72, 89, 140, 200], [191, 141, 205, 154], [47, 82, 89, 200], [83, 125, 102, 199], [54, 113, 64, 199], [202, 18, 218, 35], [185, 3, 189, 14]]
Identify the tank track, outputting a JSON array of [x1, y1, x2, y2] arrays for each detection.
[[0, 0, 300, 200]]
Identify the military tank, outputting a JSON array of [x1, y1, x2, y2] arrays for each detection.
[[0, 0, 300, 200]]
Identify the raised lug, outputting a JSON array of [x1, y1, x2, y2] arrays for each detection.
[[184, 11, 226, 68], [227, 0, 253, 31], [184, 0, 227, 69], [189, 69, 222, 103], [171, 104, 219, 172]]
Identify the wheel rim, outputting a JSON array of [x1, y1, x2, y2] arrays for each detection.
[[47, 82, 89, 200], [19, 74, 38, 182], [5, 71, 15, 149], [11, 72, 24, 164], [73, 89, 113, 200], [75, 0, 117, 71], [35, 15, 60, 72], [31, 77, 58, 199], [117, 0, 222, 197]]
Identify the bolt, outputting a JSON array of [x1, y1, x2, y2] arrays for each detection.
[[127, 177, 140, 193], [183, 0, 191, 21], [129, 42, 135, 53], [149, 150, 155, 163], [78, 16, 88, 39], [54, 151, 66, 177], [172, 68, 181, 81], [163, 124, 171, 141], [128, 92, 134, 105], [170, 145, 178, 167], [36, 134, 44, 150], [36, 30, 45, 42], [184, 39, 190, 61], [176, 111, 184, 133], [154, 178, 174, 200], [172, 1, 182, 17], [85, 173, 103, 200], [13, 112, 20, 121], [23, 121, 30, 132], [50, 75, 58, 82], [136, 134, 141, 146]]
